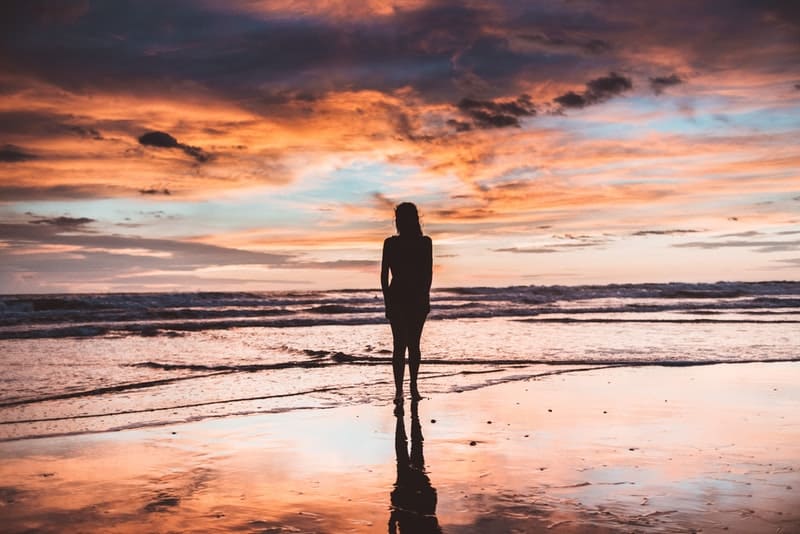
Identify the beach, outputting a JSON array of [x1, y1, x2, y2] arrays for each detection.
[[4, 1, 800, 531], [1, 361, 798, 533]]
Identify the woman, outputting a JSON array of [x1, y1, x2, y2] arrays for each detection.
[[381, 202, 433, 404]]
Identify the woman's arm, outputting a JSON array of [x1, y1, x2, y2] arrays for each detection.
[[381, 238, 391, 315], [424, 236, 433, 292]]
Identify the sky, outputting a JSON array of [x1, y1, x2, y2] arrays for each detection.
[[0, 0, 798, 293]]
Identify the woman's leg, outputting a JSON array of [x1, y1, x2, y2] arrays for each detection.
[[407, 315, 426, 400], [390, 318, 407, 401]]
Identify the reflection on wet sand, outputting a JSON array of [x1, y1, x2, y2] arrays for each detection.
[[0, 364, 798, 533], [389, 401, 441, 534]]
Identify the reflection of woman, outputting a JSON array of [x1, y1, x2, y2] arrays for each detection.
[[389, 401, 441, 534], [381, 202, 433, 404]]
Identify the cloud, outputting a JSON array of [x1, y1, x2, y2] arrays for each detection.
[[29, 216, 96, 228], [68, 125, 103, 139], [0, 111, 127, 146], [631, 229, 700, 236], [650, 74, 684, 95], [0, 222, 376, 278], [674, 238, 800, 253], [137, 131, 179, 149], [434, 207, 495, 219], [292, 259, 378, 269], [493, 246, 560, 254], [519, 32, 612, 55], [0, 144, 37, 163], [0, 223, 293, 272], [139, 188, 172, 196], [494, 234, 610, 253], [553, 91, 588, 109], [454, 95, 536, 129], [0, 0, 799, 289], [371, 192, 397, 210], [446, 119, 473, 132], [776, 257, 800, 267], [585, 72, 633, 99], [718, 230, 762, 238], [138, 131, 211, 163], [554, 72, 632, 110], [493, 241, 604, 253], [0, 184, 132, 201]]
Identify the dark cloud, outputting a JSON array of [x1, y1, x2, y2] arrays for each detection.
[[0, 144, 37, 163], [650, 74, 684, 95], [0, 223, 292, 270], [494, 240, 606, 253], [139, 188, 172, 196], [553, 72, 632, 109], [260, 89, 320, 106], [0, 111, 70, 137], [454, 36, 548, 94], [454, 95, 535, 129], [776, 257, 800, 267], [180, 145, 211, 163], [0, 222, 378, 281], [434, 207, 495, 219], [494, 246, 559, 254], [632, 229, 700, 236], [138, 131, 211, 163], [0, 1, 89, 29], [0, 111, 125, 143], [0, 184, 131, 201], [1, 0, 795, 122], [674, 238, 800, 253], [586, 72, 633, 97], [446, 119, 473, 132], [519, 32, 612, 55], [495, 232, 612, 253], [553, 91, 588, 109], [138, 131, 180, 149], [29, 216, 95, 228], [69, 125, 103, 140], [292, 259, 379, 270], [372, 192, 396, 210], [718, 230, 762, 238], [379, 104, 434, 142]]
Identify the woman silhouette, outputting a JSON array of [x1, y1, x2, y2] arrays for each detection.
[[381, 203, 432, 404]]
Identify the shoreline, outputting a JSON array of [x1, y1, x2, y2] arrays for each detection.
[[1, 362, 798, 532], [4, 359, 800, 444]]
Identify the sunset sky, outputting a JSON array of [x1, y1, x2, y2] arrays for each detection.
[[1, 1, 798, 293]]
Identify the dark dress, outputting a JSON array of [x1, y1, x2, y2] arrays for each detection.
[[382, 235, 432, 324]]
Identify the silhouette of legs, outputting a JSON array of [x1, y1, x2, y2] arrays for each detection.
[[390, 314, 427, 402], [408, 317, 425, 400], [390, 320, 408, 403]]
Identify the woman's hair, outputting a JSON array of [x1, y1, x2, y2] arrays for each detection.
[[395, 202, 423, 237]]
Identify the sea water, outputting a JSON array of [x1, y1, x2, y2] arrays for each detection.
[[1, 281, 798, 441]]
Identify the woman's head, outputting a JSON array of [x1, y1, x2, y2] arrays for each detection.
[[395, 202, 422, 237]]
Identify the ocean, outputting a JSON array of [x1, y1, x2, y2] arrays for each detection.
[[1, 281, 798, 442]]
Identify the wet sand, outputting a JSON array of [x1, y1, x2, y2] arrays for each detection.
[[1, 362, 798, 533]]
